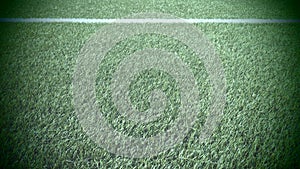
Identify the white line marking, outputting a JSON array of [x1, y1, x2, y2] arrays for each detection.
[[0, 18, 300, 24]]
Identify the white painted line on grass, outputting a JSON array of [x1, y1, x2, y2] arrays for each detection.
[[0, 18, 300, 24]]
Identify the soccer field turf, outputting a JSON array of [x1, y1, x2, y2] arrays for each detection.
[[0, 0, 300, 168]]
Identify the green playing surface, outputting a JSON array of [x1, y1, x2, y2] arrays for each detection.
[[0, 0, 299, 168]]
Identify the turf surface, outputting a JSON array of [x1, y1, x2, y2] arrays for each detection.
[[1, 0, 300, 19], [0, 1, 300, 169]]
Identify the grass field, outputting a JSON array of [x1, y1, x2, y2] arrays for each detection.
[[0, 0, 300, 168]]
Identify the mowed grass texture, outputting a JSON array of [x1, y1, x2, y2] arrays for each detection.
[[1, 22, 299, 168], [0, 1, 300, 168], [1, 0, 300, 19]]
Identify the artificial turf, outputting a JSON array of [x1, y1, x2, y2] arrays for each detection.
[[0, 1, 300, 168]]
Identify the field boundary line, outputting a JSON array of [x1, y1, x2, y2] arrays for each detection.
[[0, 18, 300, 23]]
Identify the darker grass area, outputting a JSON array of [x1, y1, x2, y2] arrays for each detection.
[[0, 0, 300, 19]]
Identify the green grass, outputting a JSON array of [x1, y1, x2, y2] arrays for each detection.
[[1, 0, 300, 19], [0, 1, 300, 168]]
